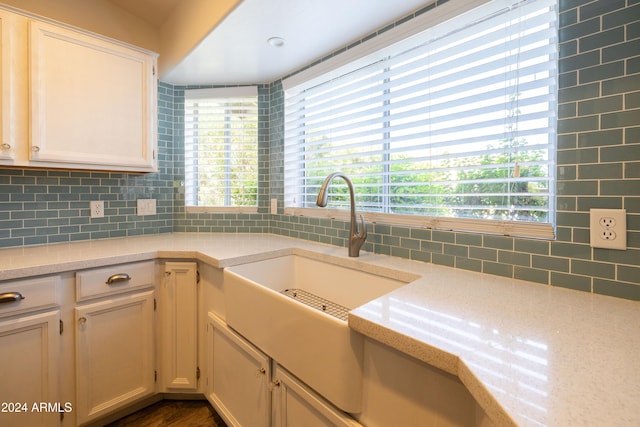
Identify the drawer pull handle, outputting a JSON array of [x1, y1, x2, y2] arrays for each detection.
[[106, 273, 131, 285], [0, 292, 25, 304]]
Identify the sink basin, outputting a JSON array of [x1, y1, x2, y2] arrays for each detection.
[[224, 253, 411, 413]]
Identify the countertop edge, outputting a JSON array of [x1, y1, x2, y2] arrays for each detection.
[[0, 252, 160, 281]]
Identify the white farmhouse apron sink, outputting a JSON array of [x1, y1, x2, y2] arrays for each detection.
[[224, 253, 411, 413]]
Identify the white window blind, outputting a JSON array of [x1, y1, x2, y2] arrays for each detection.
[[284, 0, 557, 238], [184, 87, 258, 211]]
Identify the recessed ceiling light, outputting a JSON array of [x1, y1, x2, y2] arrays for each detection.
[[267, 36, 286, 48]]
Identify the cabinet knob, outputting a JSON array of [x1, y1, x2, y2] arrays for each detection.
[[256, 367, 266, 377], [31, 146, 40, 152], [78, 317, 87, 325], [270, 379, 281, 391], [1, 143, 10, 151]]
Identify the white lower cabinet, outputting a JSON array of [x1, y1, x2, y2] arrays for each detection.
[[0, 276, 61, 427], [75, 291, 155, 424], [206, 312, 360, 427], [159, 262, 199, 391], [272, 365, 361, 427], [74, 261, 156, 425], [206, 312, 271, 427], [0, 310, 61, 427]]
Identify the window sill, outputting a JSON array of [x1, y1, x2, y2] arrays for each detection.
[[186, 206, 258, 214], [284, 207, 555, 240]]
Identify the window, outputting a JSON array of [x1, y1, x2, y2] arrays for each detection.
[[184, 87, 258, 211], [283, 0, 557, 238]]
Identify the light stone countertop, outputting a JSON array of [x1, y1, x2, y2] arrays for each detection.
[[0, 232, 638, 426]]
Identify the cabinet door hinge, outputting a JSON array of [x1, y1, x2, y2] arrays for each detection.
[[154, 298, 157, 311], [59, 319, 63, 335], [196, 269, 201, 284], [196, 366, 201, 380], [153, 149, 156, 160], [154, 370, 157, 383]]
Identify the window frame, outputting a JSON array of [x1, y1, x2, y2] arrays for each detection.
[[282, 0, 557, 239], [183, 86, 259, 214]]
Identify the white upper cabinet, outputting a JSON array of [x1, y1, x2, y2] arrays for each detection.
[[0, 7, 158, 172], [0, 10, 16, 162], [29, 21, 157, 171]]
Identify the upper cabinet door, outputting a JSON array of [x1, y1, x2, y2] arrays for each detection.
[[29, 20, 157, 172], [0, 10, 15, 162]]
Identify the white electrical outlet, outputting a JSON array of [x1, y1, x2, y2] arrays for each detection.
[[137, 199, 157, 216], [590, 208, 626, 250], [90, 201, 104, 218]]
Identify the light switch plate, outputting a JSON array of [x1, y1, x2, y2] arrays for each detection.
[[137, 199, 157, 216], [590, 208, 626, 250]]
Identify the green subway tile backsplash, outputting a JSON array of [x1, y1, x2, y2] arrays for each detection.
[[601, 180, 640, 195], [532, 255, 570, 272], [579, 27, 625, 52], [601, 110, 640, 128], [558, 50, 600, 72], [577, 95, 623, 115], [514, 267, 549, 284], [550, 271, 592, 292], [580, 0, 626, 20], [483, 261, 514, 278], [593, 278, 639, 299], [0, 2, 638, 301], [558, 17, 600, 43], [558, 82, 599, 102], [602, 74, 640, 95], [578, 129, 623, 147], [602, 3, 640, 29], [577, 163, 623, 179]]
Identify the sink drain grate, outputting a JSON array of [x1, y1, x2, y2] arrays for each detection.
[[280, 289, 349, 321]]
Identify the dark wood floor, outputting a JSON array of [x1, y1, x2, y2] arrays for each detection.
[[105, 400, 228, 427]]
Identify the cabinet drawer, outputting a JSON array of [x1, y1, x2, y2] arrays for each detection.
[[0, 276, 60, 318], [76, 261, 155, 301]]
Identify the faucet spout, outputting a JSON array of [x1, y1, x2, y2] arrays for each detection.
[[316, 172, 367, 257]]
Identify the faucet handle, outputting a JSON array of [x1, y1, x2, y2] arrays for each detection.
[[357, 214, 367, 239]]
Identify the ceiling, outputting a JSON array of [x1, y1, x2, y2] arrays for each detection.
[[109, 0, 180, 27], [110, 0, 432, 85]]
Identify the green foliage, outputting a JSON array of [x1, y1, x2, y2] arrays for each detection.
[[193, 104, 258, 207], [310, 137, 549, 222]]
